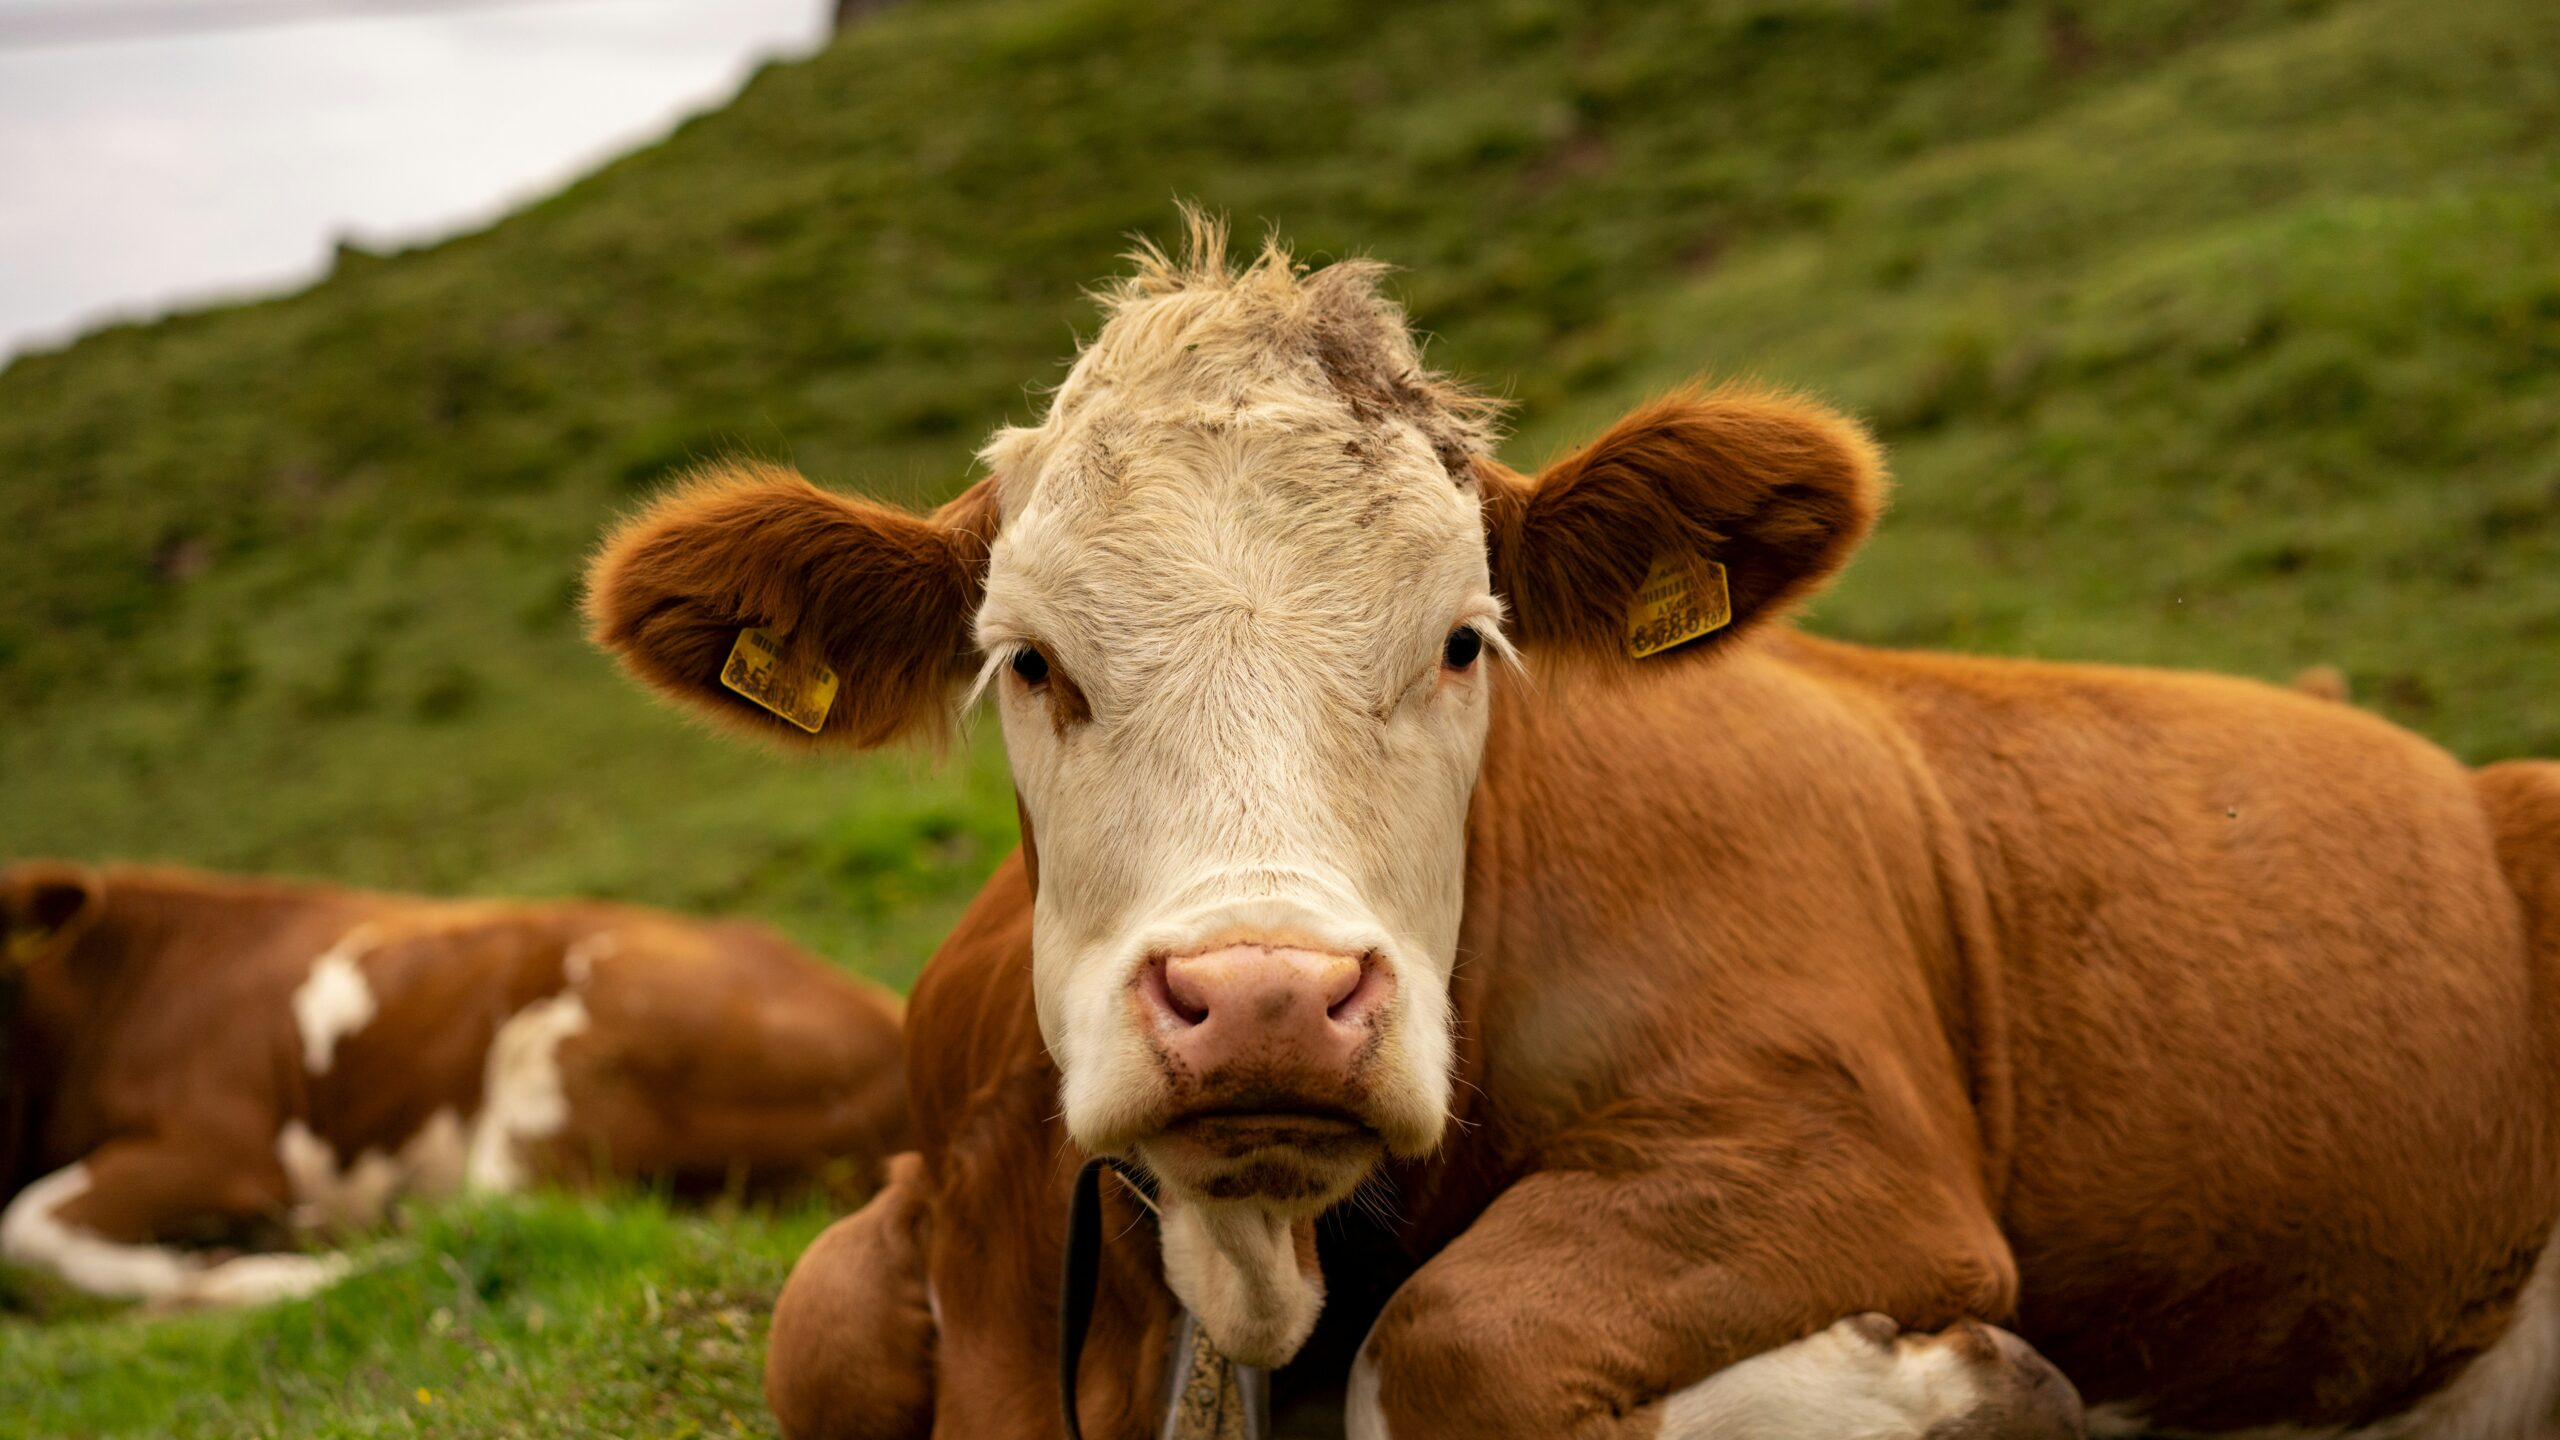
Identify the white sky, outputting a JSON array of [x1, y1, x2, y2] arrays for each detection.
[[0, 0, 830, 360]]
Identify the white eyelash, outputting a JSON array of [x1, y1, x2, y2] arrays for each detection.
[[961, 644, 1019, 713], [1464, 598, 1522, 674]]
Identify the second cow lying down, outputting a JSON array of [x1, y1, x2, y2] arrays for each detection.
[[0, 863, 907, 1306]]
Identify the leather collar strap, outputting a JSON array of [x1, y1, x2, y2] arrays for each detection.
[[1061, 1156, 1158, 1440]]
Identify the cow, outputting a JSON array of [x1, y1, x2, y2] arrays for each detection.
[[0, 862, 908, 1307], [583, 215, 2560, 1438]]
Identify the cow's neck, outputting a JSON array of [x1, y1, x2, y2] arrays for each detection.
[[1423, 633, 2007, 1222]]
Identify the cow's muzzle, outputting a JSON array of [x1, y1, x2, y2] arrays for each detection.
[[1131, 941, 1394, 1202]]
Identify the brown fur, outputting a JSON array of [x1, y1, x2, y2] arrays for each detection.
[[779, 651, 2560, 1439], [2291, 662, 2353, 703], [0, 865, 910, 1270], [767, 1152, 939, 1440], [902, 855, 1178, 1438], [734, 388, 2560, 1439], [583, 467, 999, 748], [1480, 385, 1886, 662]]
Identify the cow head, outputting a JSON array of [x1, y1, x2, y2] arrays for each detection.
[[2, 862, 103, 1193], [585, 216, 1881, 1363], [0, 862, 98, 999]]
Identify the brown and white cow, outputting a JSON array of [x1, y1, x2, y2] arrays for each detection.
[[0, 862, 907, 1306], [585, 217, 2560, 1438]]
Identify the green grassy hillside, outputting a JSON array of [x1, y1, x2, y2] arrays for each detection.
[[3, 0, 2557, 1432]]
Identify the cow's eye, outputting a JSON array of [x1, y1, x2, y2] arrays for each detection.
[[1442, 626, 1483, 671], [1010, 647, 1051, 685]]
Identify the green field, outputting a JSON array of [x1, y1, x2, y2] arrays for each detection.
[[4, 0, 2556, 1432]]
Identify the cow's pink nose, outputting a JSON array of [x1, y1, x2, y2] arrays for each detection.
[[1142, 943, 1387, 1082]]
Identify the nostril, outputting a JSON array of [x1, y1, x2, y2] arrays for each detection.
[[1148, 955, 1210, 1026], [1327, 951, 1391, 1025]]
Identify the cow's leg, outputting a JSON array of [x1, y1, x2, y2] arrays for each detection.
[[1645, 1315, 2077, 1439], [1343, 1151, 2080, 1440], [1350, 1310, 2076, 1440], [766, 1153, 935, 1440], [0, 1141, 349, 1306]]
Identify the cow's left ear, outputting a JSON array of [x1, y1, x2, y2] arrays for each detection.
[[1480, 385, 1885, 662], [2, 862, 102, 967], [585, 465, 1001, 748]]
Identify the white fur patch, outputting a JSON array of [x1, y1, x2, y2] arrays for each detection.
[[2093, 1221, 2560, 1440], [275, 1108, 469, 1231], [0, 1163, 190, 1298], [400, 1106, 472, 1199], [1159, 1198, 1324, 1369], [966, 225, 1500, 1378], [174, 1250, 353, 1307], [1653, 1317, 1985, 1440], [975, 236, 1495, 1173], [462, 945, 601, 1192], [291, 924, 381, 1074], [2086, 1402, 2152, 1437], [1346, 1329, 1390, 1440], [0, 1161, 350, 1306], [1346, 1311, 1971, 1440], [562, 931, 615, 986]]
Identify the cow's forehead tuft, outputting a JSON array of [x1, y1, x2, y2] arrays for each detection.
[[979, 215, 1504, 510]]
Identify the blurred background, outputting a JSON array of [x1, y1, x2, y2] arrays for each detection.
[[2, 0, 2556, 1432]]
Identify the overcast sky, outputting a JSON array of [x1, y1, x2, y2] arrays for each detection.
[[0, 0, 829, 360]]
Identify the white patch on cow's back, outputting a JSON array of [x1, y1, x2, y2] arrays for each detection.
[[562, 931, 615, 987], [463, 937, 607, 1192], [291, 924, 381, 1074], [2093, 1220, 2560, 1440]]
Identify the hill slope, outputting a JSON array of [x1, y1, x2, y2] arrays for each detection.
[[6, 0, 2555, 989], [3, 0, 2558, 1433]]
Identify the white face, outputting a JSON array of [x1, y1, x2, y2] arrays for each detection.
[[970, 256, 1505, 1221]]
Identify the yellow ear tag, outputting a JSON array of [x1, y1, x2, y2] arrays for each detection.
[[720, 628, 839, 734], [1625, 552, 1732, 659]]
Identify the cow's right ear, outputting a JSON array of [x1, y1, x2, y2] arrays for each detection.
[[584, 465, 1000, 747], [3, 862, 102, 968]]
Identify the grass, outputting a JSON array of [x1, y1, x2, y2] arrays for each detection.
[[0, 1193, 829, 1439], [1, 0, 2555, 1432]]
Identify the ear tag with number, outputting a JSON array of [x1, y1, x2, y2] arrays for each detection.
[[1625, 552, 1732, 659], [720, 628, 839, 733]]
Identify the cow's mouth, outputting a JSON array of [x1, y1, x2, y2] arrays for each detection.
[[1141, 1106, 1384, 1203]]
